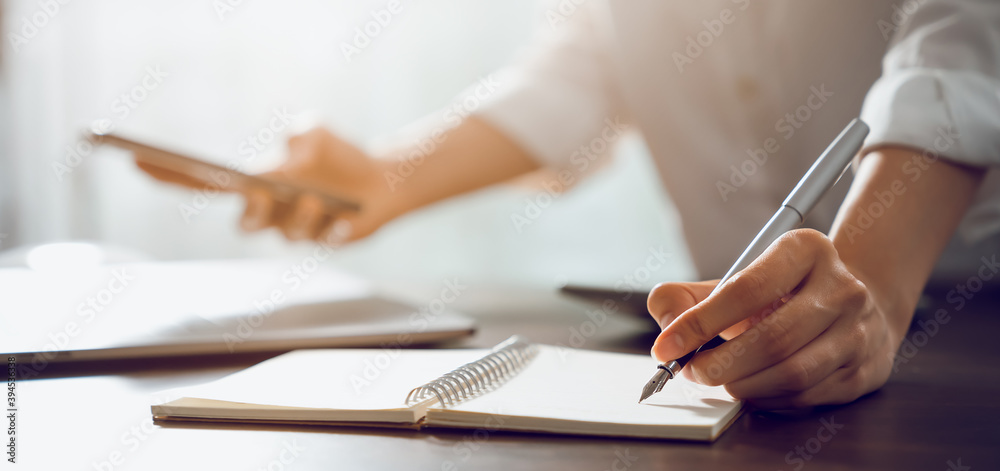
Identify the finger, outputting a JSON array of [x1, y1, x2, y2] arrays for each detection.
[[240, 188, 275, 232], [745, 365, 868, 410], [652, 229, 834, 362], [646, 280, 719, 330], [717, 315, 854, 397], [282, 193, 325, 241], [135, 160, 213, 189], [318, 219, 354, 247], [683, 278, 842, 386], [313, 212, 336, 238]]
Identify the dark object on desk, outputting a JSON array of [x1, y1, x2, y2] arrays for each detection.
[[559, 284, 653, 321]]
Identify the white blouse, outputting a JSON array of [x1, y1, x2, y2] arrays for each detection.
[[474, 0, 1000, 278]]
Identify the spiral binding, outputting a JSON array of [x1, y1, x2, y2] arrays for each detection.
[[405, 335, 538, 408]]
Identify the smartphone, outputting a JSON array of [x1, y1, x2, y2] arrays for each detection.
[[89, 132, 361, 213]]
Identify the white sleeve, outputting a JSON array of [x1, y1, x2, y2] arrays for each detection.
[[860, 0, 1000, 166], [472, 2, 625, 170]]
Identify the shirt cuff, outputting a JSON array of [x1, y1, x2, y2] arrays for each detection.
[[860, 68, 1000, 167]]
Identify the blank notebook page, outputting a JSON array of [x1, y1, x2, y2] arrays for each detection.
[[431, 346, 741, 433], [169, 349, 487, 411]]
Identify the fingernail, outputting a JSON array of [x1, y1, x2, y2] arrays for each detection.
[[242, 193, 268, 230], [242, 213, 262, 231], [656, 333, 683, 360], [323, 219, 352, 246], [289, 214, 309, 239]]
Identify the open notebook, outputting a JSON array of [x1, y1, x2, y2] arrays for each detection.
[[152, 336, 744, 441]]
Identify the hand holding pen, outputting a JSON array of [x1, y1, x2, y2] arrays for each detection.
[[640, 120, 901, 409]]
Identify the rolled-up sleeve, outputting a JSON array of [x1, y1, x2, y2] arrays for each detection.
[[860, 0, 1000, 166], [471, 2, 625, 170]]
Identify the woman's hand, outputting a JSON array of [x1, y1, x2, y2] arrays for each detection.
[[648, 145, 986, 410], [647, 228, 901, 409], [137, 117, 541, 245], [137, 127, 400, 244]]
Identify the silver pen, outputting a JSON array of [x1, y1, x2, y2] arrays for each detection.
[[639, 118, 870, 403]]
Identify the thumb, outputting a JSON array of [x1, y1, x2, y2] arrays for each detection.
[[317, 208, 378, 246], [134, 159, 215, 190]]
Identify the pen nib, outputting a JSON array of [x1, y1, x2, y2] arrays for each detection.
[[638, 367, 670, 403]]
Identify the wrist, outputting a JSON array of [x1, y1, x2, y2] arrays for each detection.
[[828, 147, 985, 341], [833, 240, 918, 343], [369, 157, 417, 222]]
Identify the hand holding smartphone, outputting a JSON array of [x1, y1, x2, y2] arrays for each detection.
[[90, 131, 361, 215]]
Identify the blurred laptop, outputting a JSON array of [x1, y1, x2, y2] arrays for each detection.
[[1, 256, 474, 376]]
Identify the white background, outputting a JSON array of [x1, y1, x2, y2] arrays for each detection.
[[0, 0, 696, 287]]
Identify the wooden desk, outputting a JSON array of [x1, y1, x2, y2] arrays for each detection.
[[14, 284, 1000, 470]]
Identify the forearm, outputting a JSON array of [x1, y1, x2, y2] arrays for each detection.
[[378, 116, 540, 217], [830, 147, 986, 334]]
